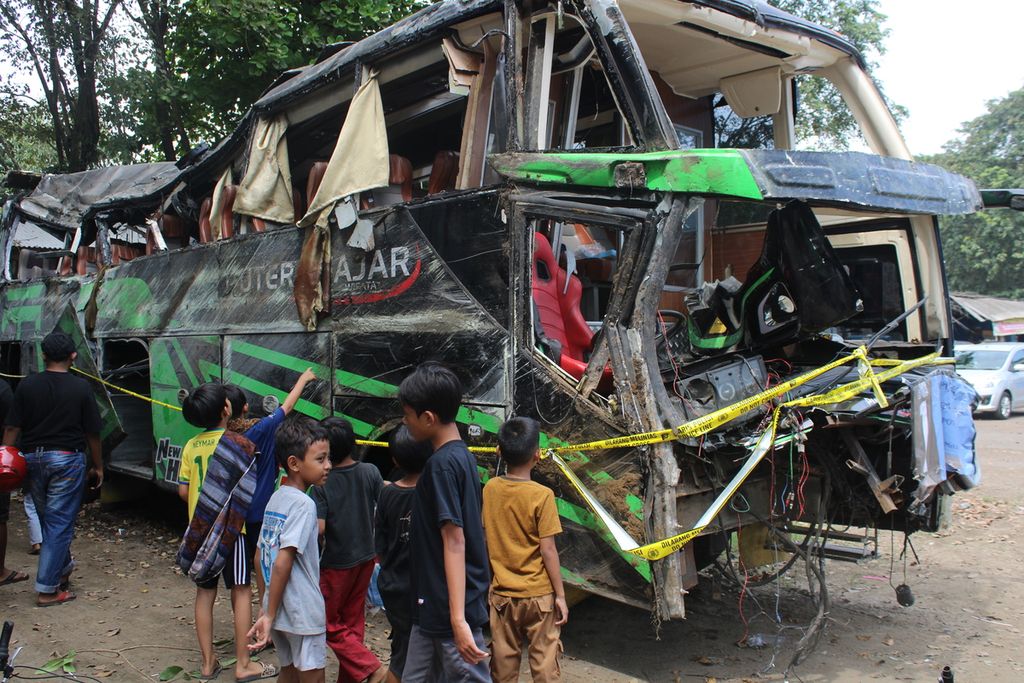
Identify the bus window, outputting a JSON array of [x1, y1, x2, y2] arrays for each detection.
[[524, 12, 631, 150], [528, 217, 627, 385]]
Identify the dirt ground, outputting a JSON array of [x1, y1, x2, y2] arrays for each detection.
[[1, 417, 1021, 682]]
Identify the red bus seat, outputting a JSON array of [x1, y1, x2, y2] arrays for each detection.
[[532, 232, 596, 380]]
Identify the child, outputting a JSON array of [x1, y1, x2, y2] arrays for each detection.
[[311, 417, 387, 683], [225, 367, 317, 605], [398, 362, 491, 683], [248, 415, 332, 683], [375, 426, 433, 683], [178, 383, 277, 682], [483, 417, 567, 682]]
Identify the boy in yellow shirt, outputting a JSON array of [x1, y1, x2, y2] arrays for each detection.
[[179, 383, 276, 682], [482, 417, 567, 682]]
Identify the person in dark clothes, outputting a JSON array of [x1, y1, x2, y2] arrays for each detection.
[[375, 426, 433, 683], [399, 363, 491, 683], [312, 416, 387, 683], [0, 376, 27, 588], [2, 333, 103, 606]]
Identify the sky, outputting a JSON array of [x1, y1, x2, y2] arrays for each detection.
[[872, 0, 1024, 156]]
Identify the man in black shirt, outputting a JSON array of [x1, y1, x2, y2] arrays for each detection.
[[3, 332, 103, 607], [0, 377, 28, 588]]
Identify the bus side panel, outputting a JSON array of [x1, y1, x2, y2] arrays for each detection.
[[513, 354, 652, 609], [150, 335, 221, 489], [223, 333, 333, 420], [94, 228, 305, 338]]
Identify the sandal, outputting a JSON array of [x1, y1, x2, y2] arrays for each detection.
[[28, 544, 40, 555], [0, 570, 29, 586], [237, 662, 278, 682], [36, 590, 76, 607], [194, 663, 223, 681]]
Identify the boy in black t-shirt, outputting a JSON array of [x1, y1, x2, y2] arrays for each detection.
[[375, 426, 432, 683], [311, 417, 387, 683], [399, 363, 490, 683]]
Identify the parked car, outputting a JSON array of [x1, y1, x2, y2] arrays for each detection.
[[955, 342, 1024, 419]]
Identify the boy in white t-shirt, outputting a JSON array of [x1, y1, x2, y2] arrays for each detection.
[[248, 415, 332, 683]]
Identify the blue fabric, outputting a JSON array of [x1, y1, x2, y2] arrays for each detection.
[[26, 450, 86, 593], [244, 408, 286, 523], [938, 373, 980, 485]]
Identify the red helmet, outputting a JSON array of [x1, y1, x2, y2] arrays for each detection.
[[0, 446, 27, 492]]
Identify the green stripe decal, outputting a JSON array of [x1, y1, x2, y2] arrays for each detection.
[[490, 148, 764, 199], [188, 342, 647, 578]]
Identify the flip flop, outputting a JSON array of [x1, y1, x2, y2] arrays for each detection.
[[194, 663, 223, 681], [36, 590, 76, 607], [28, 544, 40, 555], [236, 662, 278, 682], [0, 570, 29, 586]]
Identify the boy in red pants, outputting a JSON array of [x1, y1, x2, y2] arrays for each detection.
[[312, 417, 387, 683]]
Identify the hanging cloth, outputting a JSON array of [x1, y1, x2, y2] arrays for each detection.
[[208, 168, 233, 240], [234, 114, 296, 224], [299, 71, 389, 229]]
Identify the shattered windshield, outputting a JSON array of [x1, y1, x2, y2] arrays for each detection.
[[956, 350, 1008, 370]]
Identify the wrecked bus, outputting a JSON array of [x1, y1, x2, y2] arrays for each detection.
[[0, 0, 980, 625]]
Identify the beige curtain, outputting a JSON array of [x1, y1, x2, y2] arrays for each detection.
[[209, 168, 233, 240], [299, 71, 389, 229], [234, 115, 295, 224]]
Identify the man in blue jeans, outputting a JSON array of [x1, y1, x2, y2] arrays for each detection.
[[2, 332, 103, 607]]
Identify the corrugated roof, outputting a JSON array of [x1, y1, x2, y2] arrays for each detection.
[[12, 221, 65, 250], [951, 293, 1024, 323]]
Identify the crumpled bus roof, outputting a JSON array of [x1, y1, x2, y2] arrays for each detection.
[[17, 163, 180, 232]]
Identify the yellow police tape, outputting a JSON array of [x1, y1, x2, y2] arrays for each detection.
[[69, 366, 184, 412], [542, 351, 940, 561], [51, 346, 942, 563]]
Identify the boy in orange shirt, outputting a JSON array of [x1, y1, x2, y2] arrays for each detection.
[[482, 417, 567, 682]]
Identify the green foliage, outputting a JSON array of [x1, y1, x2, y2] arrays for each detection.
[[42, 649, 77, 674], [168, 0, 426, 139], [0, 92, 58, 174], [925, 88, 1024, 298]]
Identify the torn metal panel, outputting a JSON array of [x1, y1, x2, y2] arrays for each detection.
[[50, 304, 125, 452], [93, 228, 307, 337], [490, 148, 983, 215], [329, 203, 503, 334], [0, 277, 92, 342], [16, 163, 180, 232]]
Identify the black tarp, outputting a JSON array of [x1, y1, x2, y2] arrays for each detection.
[[17, 163, 181, 232]]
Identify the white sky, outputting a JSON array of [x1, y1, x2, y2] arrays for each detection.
[[873, 0, 1024, 156]]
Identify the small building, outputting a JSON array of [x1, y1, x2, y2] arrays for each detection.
[[950, 292, 1024, 342]]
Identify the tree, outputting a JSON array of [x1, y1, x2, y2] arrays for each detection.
[[0, 0, 124, 171], [166, 0, 426, 141], [926, 88, 1024, 298], [0, 90, 58, 175], [716, 0, 904, 150]]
